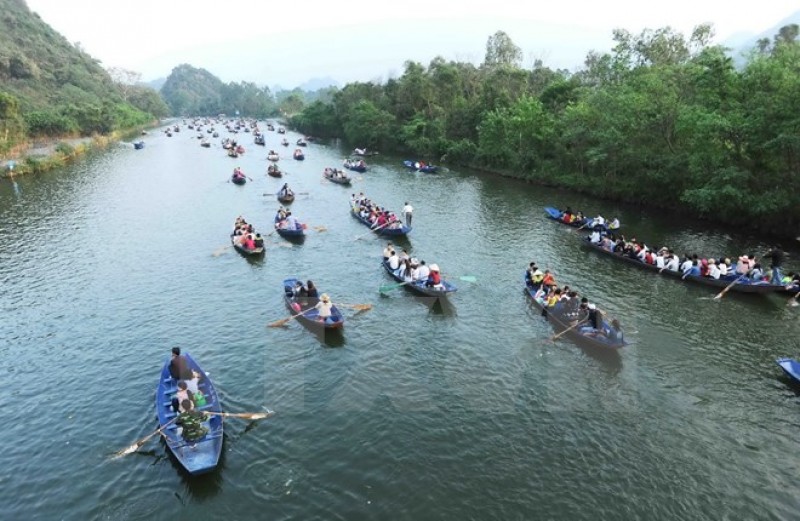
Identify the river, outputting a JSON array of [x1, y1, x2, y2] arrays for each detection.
[[2, 124, 799, 520]]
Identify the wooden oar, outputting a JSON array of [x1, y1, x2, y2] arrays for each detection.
[[268, 307, 314, 328], [335, 303, 373, 312], [212, 245, 232, 257], [550, 319, 588, 342], [354, 221, 392, 241], [713, 275, 746, 300], [205, 410, 275, 420], [113, 417, 177, 457], [787, 291, 800, 307]]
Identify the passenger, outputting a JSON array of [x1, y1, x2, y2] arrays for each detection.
[[175, 399, 209, 443], [531, 268, 545, 288], [589, 229, 602, 244], [244, 234, 256, 250], [314, 293, 334, 321], [285, 212, 297, 230], [254, 233, 264, 248], [719, 258, 730, 277], [708, 258, 721, 279], [383, 242, 393, 260], [680, 255, 693, 274], [750, 263, 764, 281], [542, 270, 556, 289], [388, 250, 400, 270], [425, 264, 441, 288], [609, 218, 620, 230], [306, 280, 319, 307], [417, 260, 430, 281], [547, 288, 562, 307], [700, 259, 710, 277], [169, 347, 192, 381], [172, 380, 193, 413]]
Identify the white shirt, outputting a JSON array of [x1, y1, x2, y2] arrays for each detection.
[[388, 255, 399, 270], [410, 267, 420, 280], [403, 204, 413, 215], [590, 231, 601, 244], [666, 256, 679, 272], [417, 265, 430, 280], [655, 254, 665, 268], [315, 300, 333, 318], [680, 259, 692, 273], [709, 265, 721, 279], [719, 263, 728, 276], [594, 216, 605, 226]]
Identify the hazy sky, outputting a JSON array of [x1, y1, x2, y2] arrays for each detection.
[[24, 0, 799, 88]]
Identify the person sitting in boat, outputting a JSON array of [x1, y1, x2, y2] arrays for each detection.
[[609, 218, 620, 230], [750, 263, 765, 281], [735, 254, 754, 276], [707, 258, 721, 279], [682, 260, 701, 278], [354, 148, 366, 155], [285, 211, 297, 230], [580, 303, 602, 332], [387, 250, 399, 270], [244, 234, 256, 250], [315, 293, 334, 322], [254, 233, 264, 249], [541, 270, 556, 291], [546, 288, 562, 307], [425, 264, 441, 288], [279, 183, 292, 197], [171, 380, 193, 413], [169, 347, 192, 381], [306, 281, 320, 308], [398, 259, 413, 282], [699, 259, 710, 277], [176, 399, 209, 444], [383, 242, 394, 261], [525, 262, 538, 284], [417, 260, 430, 281], [589, 229, 602, 244]]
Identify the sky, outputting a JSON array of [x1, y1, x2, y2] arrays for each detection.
[[23, 0, 800, 89]]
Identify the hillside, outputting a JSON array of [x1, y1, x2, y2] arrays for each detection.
[[0, 0, 166, 154]]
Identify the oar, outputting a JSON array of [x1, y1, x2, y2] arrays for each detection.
[[787, 290, 800, 307], [313, 226, 328, 232], [113, 417, 178, 457], [205, 410, 275, 420], [550, 319, 588, 342], [354, 221, 391, 241], [379, 280, 412, 293], [211, 245, 232, 257], [268, 307, 314, 327], [713, 275, 746, 300], [335, 303, 373, 312]]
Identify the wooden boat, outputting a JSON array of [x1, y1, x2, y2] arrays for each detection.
[[293, 149, 305, 160], [267, 124, 275, 131], [133, 141, 145, 150], [267, 165, 282, 178], [323, 168, 351, 186], [155, 352, 223, 475], [282, 278, 344, 330], [343, 158, 367, 173], [582, 239, 788, 294], [523, 275, 626, 350], [296, 139, 307, 147], [277, 127, 286, 134], [200, 140, 210, 148], [267, 152, 280, 161], [281, 139, 289, 147], [350, 204, 411, 236], [544, 206, 615, 231], [274, 214, 306, 240], [254, 135, 265, 146], [382, 259, 457, 297], [231, 174, 246, 185], [277, 191, 295, 204], [776, 358, 800, 385], [231, 234, 264, 255], [402, 160, 437, 173], [227, 149, 238, 158]]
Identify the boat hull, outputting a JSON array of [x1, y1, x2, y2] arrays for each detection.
[[382, 260, 456, 297], [282, 278, 344, 330], [350, 206, 411, 236]]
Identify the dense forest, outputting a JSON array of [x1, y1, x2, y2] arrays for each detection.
[[291, 25, 800, 236], [0, 0, 167, 154]]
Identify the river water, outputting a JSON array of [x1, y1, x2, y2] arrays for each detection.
[[2, 124, 799, 520]]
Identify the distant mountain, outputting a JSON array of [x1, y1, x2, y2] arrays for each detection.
[[145, 77, 167, 91], [724, 10, 800, 60], [298, 77, 339, 92]]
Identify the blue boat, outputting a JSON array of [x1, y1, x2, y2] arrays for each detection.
[[133, 141, 145, 150], [403, 160, 438, 173], [382, 259, 457, 297], [350, 204, 411, 236], [343, 158, 367, 172], [523, 274, 626, 350], [282, 278, 344, 331], [776, 358, 800, 385], [155, 352, 223, 475], [544, 206, 614, 231], [274, 213, 305, 240]]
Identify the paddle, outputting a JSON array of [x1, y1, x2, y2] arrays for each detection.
[[335, 303, 373, 312], [211, 245, 232, 257], [379, 280, 412, 293], [354, 221, 392, 241], [787, 291, 800, 307], [550, 319, 588, 342], [205, 410, 275, 420], [268, 307, 314, 327], [114, 417, 177, 457], [713, 275, 746, 300]]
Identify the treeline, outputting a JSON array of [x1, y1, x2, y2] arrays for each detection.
[[291, 26, 800, 236], [0, 0, 167, 153]]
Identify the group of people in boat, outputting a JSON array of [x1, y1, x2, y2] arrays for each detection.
[[169, 347, 210, 443], [267, 150, 280, 160], [232, 167, 245, 181], [382, 243, 442, 287], [275, 207, 302, 230], [324, 167, 349, 180], [289, 280, 334, 321], [351, 193, 405, 230], [344, 158, 366, 169], [589, 231, 792, 285], [561, 207, 620, 230], [232, 216, 265, 251], [525, 262, 624, 344]]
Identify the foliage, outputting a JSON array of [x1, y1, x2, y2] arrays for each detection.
[[0, 0, 166, 149], [289, 25, 800, 236]]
